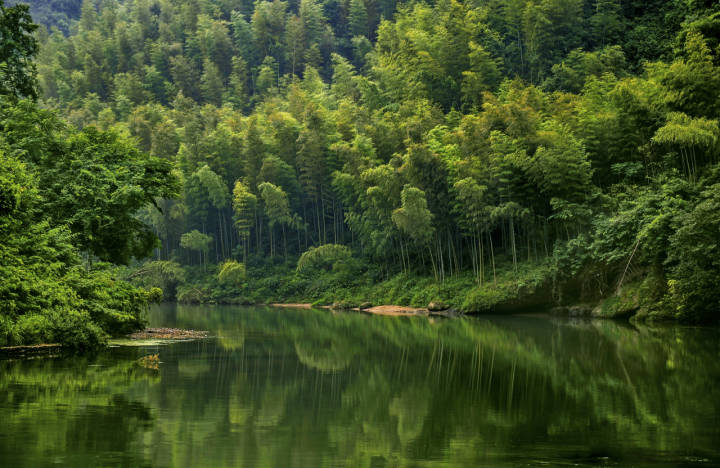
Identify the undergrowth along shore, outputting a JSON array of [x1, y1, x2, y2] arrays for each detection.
[[121, 257, 677, 323], [0, 259, 683, 351]]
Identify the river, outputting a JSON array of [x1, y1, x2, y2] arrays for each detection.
[[1, 304, 719, 467]]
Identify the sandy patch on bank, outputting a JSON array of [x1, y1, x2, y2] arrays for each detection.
[[268, 303, 432, 316], [362, 305, 428, 316]]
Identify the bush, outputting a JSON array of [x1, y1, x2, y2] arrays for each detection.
[[14, 314, 54, 345], [297, 244, 352, 274], [177, 286, 207, 304], [49, 309, 107, 350], [218, 260, 246, 287], [0, 315, 19, 346]]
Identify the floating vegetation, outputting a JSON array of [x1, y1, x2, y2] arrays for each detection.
[[109, 328, 209, 348], [108, 339, 178, 347], [136, 354, 160, 370], [128, 328, 209, 340]]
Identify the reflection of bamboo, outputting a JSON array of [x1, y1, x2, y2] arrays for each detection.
[[615, 346, 638, 404], [426, 338, 438, 379], [449, 348, 458, 383], [436, 342, 445, 384], [487, 346, 496, 391], [475, 343, 484, 397], [396, 346, 409, 381], [507, 359, 516, 412]]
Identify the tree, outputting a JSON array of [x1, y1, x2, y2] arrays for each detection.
[[1, 102, 179, 264], [656, 32, 720, 119], [652, 112, 719, 181], [231, 12, 255, 65], [285, 14, 305, 76], [590, 0, 623, 47], [180, 229, 213, 267], [256, 55, 278, 95], [243, 116, 267, 190], [461, 42, 501, 109], [667, 183, 720, 322], [226, 56, 249, 109], [258, 181, 294, 257], [232, 180, 257, 263], [193, 15, 234, 76], [200, 59, 225, 106], [348, 0, 368, 39], [192, 165, 231, 259], [252, 0, 288, 63], [299, 0, 327, 53], [126, 260, 186, 300], [453, 177, 491, 283], [0, 112, 160, 348], [0, 0, 38, 100], [12, 0, 720, 323], [392, 184, 434, 275], [170, 55, 200, 101]]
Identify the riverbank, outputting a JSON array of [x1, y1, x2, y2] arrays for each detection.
[[122, 258, 696, 324], [271, 303, 434, 316], [0, 343, 63, 359], [1, 328, 210, 357], [110, 255, 708, 329], [159, 261, 556, 314]]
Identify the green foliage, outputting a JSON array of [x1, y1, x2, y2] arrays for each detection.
[[0, 101, 180, 264], [392, 185, 434, 244], [0, 12, 179, 347], [296, 244, 352, 274], [126, 260, 186, 300], [258, 182, 292, 228], [5, 0, 720, 327], [232, 181, 257, 239], [180, 230, 213, 252], [666, 183, 720, 322], [218, 260, 246, 287], [0, 0, 38, 100], [1, 137, 162, 348]]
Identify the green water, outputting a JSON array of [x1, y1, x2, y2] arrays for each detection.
[[1, 305, 719, 467]]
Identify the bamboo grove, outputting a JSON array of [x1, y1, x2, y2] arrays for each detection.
[[4, 0, 720, 324]]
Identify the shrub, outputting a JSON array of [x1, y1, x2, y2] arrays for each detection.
[[49, 309, 107, 350], [297, 244, 352, 274], [218, 260, 246, 287]]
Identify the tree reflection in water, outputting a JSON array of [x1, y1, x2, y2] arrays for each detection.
[[1, 305, 719, 467]]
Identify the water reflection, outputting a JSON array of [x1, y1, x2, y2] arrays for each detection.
[[1, 305, 719, 467]]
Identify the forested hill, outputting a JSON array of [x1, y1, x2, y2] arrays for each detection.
[[3, 0, 720, 338], [5, 0, 82, 34]]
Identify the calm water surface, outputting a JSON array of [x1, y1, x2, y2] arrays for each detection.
[[1, 304, 719, 467]]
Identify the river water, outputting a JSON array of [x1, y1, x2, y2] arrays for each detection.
[[1, 304, 719, 467]]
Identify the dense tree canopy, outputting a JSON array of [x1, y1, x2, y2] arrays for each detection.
[[0, 2, 179, 347], [3, 0, 720, 330], [0, 0, 38, 99]]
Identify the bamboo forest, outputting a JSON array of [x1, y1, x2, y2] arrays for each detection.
[[1, 0, 719, 466]]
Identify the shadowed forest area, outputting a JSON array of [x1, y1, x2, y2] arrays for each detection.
[[2, 0, 720, 347]]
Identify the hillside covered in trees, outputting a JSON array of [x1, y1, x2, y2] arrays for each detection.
[[2, 0, 720, 349]]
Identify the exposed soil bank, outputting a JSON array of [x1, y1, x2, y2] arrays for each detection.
[[360, 305, 428, 316], [269, 303, 315, 309], [270, 303, 435, 316]]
